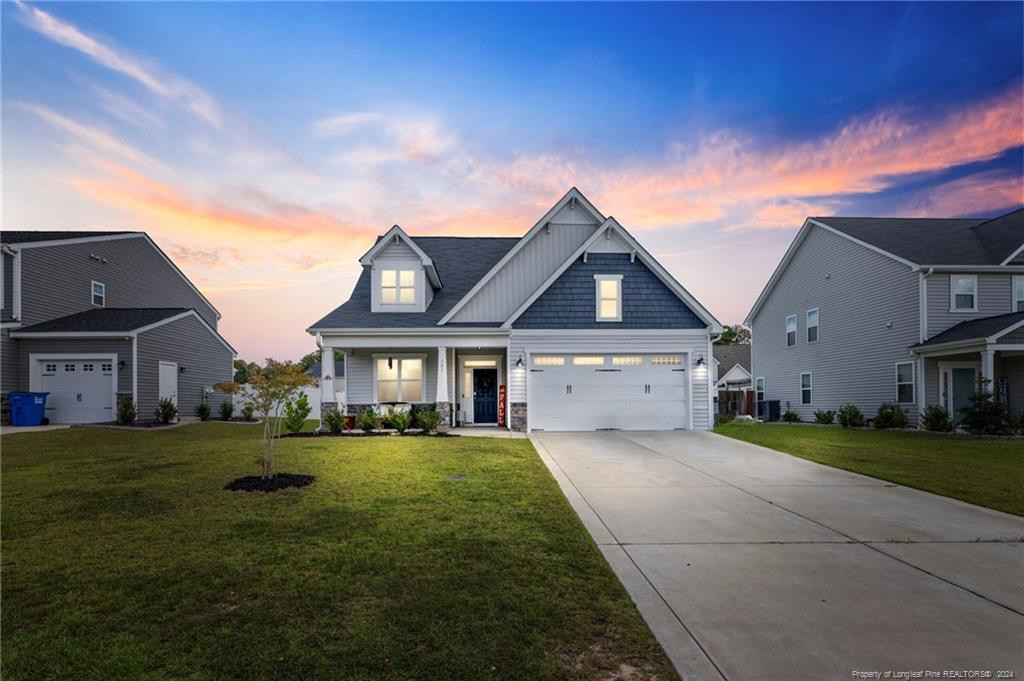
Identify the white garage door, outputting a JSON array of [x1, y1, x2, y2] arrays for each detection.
[[37, 359, 115, 424], [529, 354, 689, 431]]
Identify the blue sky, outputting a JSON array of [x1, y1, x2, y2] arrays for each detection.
[[3, 2, 1022, 359]]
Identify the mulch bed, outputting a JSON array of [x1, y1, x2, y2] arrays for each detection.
[[224, 473, 315, 492], [80, 420, 183, 429], [281, 430, 456, 438]]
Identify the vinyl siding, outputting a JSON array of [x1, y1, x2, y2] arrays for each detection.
[[1001, 356, 1024, 415], [1, 332, 21, 392], [513, 253, 705, 329], [343, 348, 439, 404], [925, 273, 1016, 338], [450, 205, 599, 323], [751, 224, 920, 423], [15, 337, 133, 394], [18, 235, 218, 328], [2, 251, 13, 317], [136, 314, 232, 417]]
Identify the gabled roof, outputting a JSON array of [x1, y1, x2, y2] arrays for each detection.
[[436, 187, 605, 325], [308, 237, 519, 330], [910, 311, 1024, 350], [501, 217, 722, 332], [307, 357, 346, 378], [713, 343, 751, 373], [359, 225, 442, 288], [1, 230, 138, 245]]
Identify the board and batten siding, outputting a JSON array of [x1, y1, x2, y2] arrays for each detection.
[[925, 273, 1017, 338], [136, 314, 232, 417], [14, 337, 133, 394], [507, 330, 713, 430], [751, 224, 920, 423], [18, 236, 218, 328], [343, 348, 439, 405], [449, 204, 599, 323]]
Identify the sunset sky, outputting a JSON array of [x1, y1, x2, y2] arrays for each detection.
[[3, 2, 1022, 362]]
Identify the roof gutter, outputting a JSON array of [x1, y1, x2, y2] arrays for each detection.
[[912, 264, 1024, 272]]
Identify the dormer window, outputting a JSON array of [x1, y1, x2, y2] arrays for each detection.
[[594, 275, 622, 322], [381, 269, 416, 305]]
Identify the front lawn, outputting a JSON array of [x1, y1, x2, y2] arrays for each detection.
[[716, 422, 1024, 516], [1, 424, 673, 680]]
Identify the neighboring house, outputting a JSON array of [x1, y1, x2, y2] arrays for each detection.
[[713, 343, 752, 416], [1, 231, 235, 423], [306, 357, 345, 388], [745, 208, 1024, 425], [307, 188, 722, 432]]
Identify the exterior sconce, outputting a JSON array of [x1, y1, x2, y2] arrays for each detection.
[[179, 366, 187, 373], [118, 360, 126, 369], [387, 357, 394, 370], [515, 356, 524, 368], [695, 356, 706, 367]]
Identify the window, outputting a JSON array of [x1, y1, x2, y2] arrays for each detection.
[[102, 363, 113, 372], [91, 281, 105, 307], [594, 274, 622, 322], [381, 269, 415, 305], [950, 275, 977, 311], [651, 356, 681, 365], [533, 356, 564, 366], [800, 372, 812, 405], [896, 362, 915, 404], [64, 364, 76, 372], [806, 308, 819, 343], [612, 356, 642, 366], [755, 377, 765, 403], [1014, 276, 1024, 312], [376, 357, 423, 402], [786, 315, 797, 347], [572, 356, 604, 366], [44, 363, 57, 373], [464, 359, 496, 367], [83, 363, 94, 372]]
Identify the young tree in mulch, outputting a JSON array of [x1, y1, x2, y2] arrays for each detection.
[[215, 359, 315, 483]]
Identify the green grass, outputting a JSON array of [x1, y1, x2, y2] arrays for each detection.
[[716, 422, 1024, 516], [1, 423, 673, 680]]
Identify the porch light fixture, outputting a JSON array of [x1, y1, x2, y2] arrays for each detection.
[[179, 366, 187, 373], [695, 356, 706, 367], [118, 360, 126, 369], [387, 357, 393, 370], [515, 356, 524, 368]]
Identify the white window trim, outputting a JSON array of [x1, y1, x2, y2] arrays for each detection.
[[806, 308, 819, 343], [786, 315, 797, 347], [371, 353, 427, 403], [370, 260, 424, 313], [91, 280, 106, 308], [1013, 275, 1024, 313], [949, 274, 978, 313], [594, 274, 623, 322], [800, 371, 812, 405], [895, 361, 915, 404], [380, 268, 417, 306]]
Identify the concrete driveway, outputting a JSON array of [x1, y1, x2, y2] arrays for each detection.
[[531, 430, 1024, 681]]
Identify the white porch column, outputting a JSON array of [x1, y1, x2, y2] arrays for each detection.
[[981, 348, 995, 388], [436, 346, 449, 403], [320, 353, 334, 403]]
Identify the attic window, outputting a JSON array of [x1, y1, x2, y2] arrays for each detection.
[[381, 269, 415, 305], [594, 275, 622, 322]]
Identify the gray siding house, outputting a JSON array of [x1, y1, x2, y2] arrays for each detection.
[[1, 231, 235, 423], [308, 188, 722, 432], [746, 208, 1024, 425]]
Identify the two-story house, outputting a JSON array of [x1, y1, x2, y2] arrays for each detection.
[[1, 231, 235, 424], [307, 188, 722, 432], [745, 208, 1024, 425]]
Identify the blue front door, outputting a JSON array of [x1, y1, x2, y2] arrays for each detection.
[[473, 368, 498, 423], [950, 367, 976, 424]]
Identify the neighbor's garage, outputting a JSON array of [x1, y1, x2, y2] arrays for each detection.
[[528, 353, 689, 431], [36, 358, 116, 423]]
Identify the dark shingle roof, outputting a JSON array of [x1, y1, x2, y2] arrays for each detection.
[[911, 311, 1024, 349], [15, 308, 190, 333], [307, 357, 346, 378], [713, 343, 751, 374], [1, 230, 137, 245], [309, 236, 520, 329]]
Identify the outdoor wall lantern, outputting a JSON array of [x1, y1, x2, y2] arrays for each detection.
[[695, 356, 706, 367], [179, 366, 187, 373], [117, 360, 126, 369], [515, 356, 524, 368], [387, 357, 393, 370]]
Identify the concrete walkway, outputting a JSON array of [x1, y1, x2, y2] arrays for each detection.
[[532, 430, 1024, 681]]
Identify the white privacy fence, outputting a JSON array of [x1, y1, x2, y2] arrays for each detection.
[[232, 387, 345, 421]]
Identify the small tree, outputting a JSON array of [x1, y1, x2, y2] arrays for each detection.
[[155, 397, 178, 424], [219, 400, 235, 421], [283, 393, 311, 434], [117, 395, 137, 425], [960, 378, 1011, 435], [194, 398, 211, 421], [717, 324, 751, 345], [215, 359, 315, 479]]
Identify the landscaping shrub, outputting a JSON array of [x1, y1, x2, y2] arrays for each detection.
[[154, 397, 178, 424], [873, 402, 908, 429], [389, 410, 413, 434], [241, 403, 254, 421], [323, 408, 346, 433], [960, 381, 1011, 435], [416, 408, 441, 433], [116, 395, 137, 425], [813, 409, 835, 425], [220, 400, 235, 421], [782, 410, 800, 423], [356, 409, 381, 433], [194, 399, 211, 421], [282, 393, 311, 434], [836, 403, 865, 428], [921, 404, 954, 432]]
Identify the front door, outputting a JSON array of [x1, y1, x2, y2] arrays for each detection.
[[950, 367, 976, 424], [473, 368, 498, 424]]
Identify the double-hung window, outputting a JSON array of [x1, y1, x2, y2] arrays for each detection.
[[594, 275, 622, 322], [381, 269, 416, 305], [896, 362, 915, 404], [376, 356, 423, 402], [786, 315, 797, 347], [950, 275, 977, 312], [1014, 276, 1024, 313], [800, 372, 812, 405], [91, 281, 106, 307], [806, 308, 819, 343]]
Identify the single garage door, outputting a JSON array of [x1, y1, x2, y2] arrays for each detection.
[[37, 359, 115, 423], [528, 353, 688, 431]]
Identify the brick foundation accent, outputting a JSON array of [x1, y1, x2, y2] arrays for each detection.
[[510, 402, 527, 432]]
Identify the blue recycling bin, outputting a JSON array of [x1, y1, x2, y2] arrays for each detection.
[[9, 392, 49, 427]]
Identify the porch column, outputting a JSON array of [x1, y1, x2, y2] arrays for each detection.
[[320, 353, 334, 403], [435, 346, 451, 431], [981, 348, 996, 389]]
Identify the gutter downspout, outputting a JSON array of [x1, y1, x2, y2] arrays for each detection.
[[315, 331, 324, 432]]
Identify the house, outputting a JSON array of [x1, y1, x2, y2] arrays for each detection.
[[307, 188, 722, 432], [1, 231, 235, 423], [745, 208, 1024, 425], [713, 343, 752, 416], [306, 356, 345, 388]]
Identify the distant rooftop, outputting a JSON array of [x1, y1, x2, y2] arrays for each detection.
[[1, 230, 138, 245]]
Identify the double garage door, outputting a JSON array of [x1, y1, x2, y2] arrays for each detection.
[[37, 359, 115, 424], [529, 353, 689, 431]]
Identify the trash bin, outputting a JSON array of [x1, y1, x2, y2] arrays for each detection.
[[9, 392, 49, 426]]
